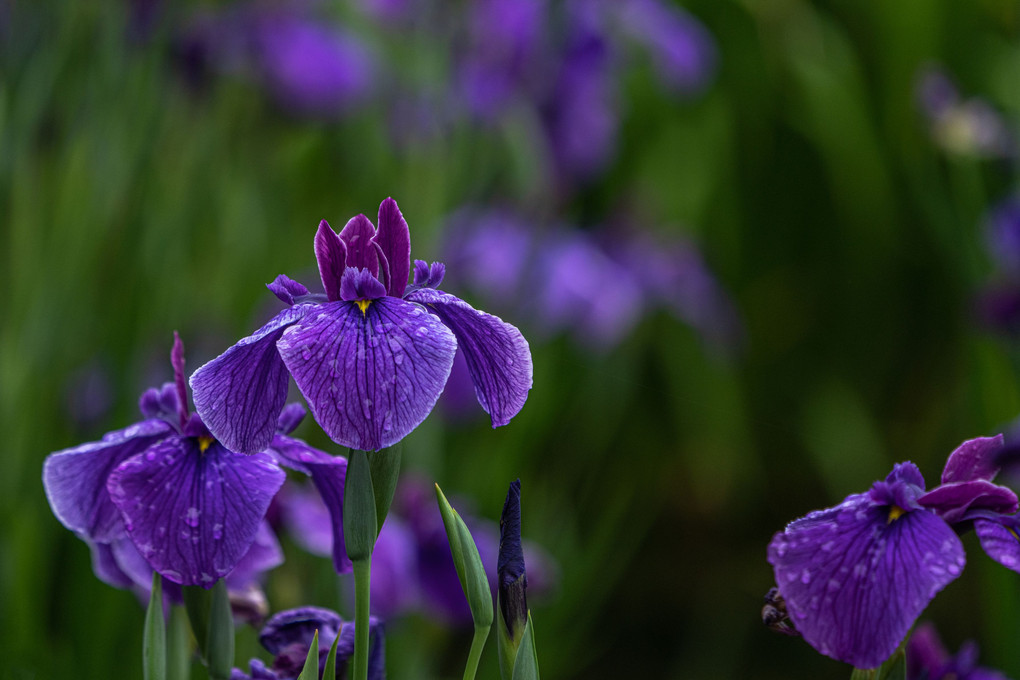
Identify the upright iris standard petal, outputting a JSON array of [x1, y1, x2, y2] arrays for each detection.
[[767, 493, 966, 669], [406, 288, 532, 427], [277, 298, 457, 451], [190, 304, 315, 455], [374, 197, 411, 297], [43, 419, 173, 542], [107, 438, 286, 586], [315, 220, 348, 302], [340, 215, 380, 275]]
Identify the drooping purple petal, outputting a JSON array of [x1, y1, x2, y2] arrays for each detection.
[[340, 214, 380, 275], [107, 438, 285, 586], [974, 517, 1020, 574], [277, 298, 458, 451], [89, 540, 136, 590], [919, 480, 1018, 524], [314, 220, 348, 302], [405, 288, 532, 427], [279, 482, 334, 557], [267, 275, 311, 306], [367, 516, 419, 617], [276, 403, 307, 436], [340, 267, 387, 302], [941, 435, 1004, 484], [43, 419, 173, 542], [375, 197, 411, 297], [271, 435, 352, 574], [767, 492, 965, 669], [226, 521, 284, 589], [190, 304, 315, 455]]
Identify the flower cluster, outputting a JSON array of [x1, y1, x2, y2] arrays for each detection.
[[767, 435, 1020, 668], [915, 66, 1016, 160], [441, 207, 741, 353]]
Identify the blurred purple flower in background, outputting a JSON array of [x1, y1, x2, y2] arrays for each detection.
[[916, 66, 1015, 160], [767, 436, 1020, 669], [175, 4, 376, 118], [978, 197, 1020, 335], [907, 622, 1009, 680], [442, 207, 741, 355]]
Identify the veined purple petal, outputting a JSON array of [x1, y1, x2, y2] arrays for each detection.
[[190, 304, 315, 455], [941, 435, 1004, 484], [271, 435, 352, 574], [107, 438, 285, 586], [43, 419, 173, 542], [767, 492, 965, 669], [919, 480, 1018, 524], [277, 298, 457, 451], [405, 288, 532, 427], [226, 521, 284, 589], [411, 259, 445, 290], [267, 275, 310, 306], [375, 197, 411, 297], [974, 517, 1020, 574], [315, 220, 348, 302], [340, 214, 380, 275]]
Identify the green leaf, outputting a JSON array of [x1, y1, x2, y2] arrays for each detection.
[[166, 605, 192, 680], [368, 444, 402, 536], [435, 483, 494, 629], [144, 572, 167, 680], [510, 612, 540, 680], [323, 627, 340, 680], [296, 629, 320, 680], [181, 586, 210, 660], [343, 449, 378, 562], [206, 579, 235, 680]]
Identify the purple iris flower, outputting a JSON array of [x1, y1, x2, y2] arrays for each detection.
[[616, 0, 717, 94], [767, 435, 1020, 669], [915, 66, 1015, 159], [907, 622, 1009, 680], [43, 334, 286, 587], [231, 606, 384, 680], [190, 197, 533, 454]]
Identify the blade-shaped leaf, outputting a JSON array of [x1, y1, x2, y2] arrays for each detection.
[[343, 449, 377, 562], [323, 627, 341, 680], [510, 612, 540, 680], [435, 483, 494, 629], [369, 444, 401, 535], [206, 579, 234, 680], [144, 572, 167, 680], [296, 629, 321, 680]]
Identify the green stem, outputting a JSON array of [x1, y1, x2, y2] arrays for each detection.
[[351, 557, 372, 680], [462, 625, 489, 680]]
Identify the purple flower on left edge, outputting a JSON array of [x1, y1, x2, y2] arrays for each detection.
[[190, 197, 533, 454], [43, 334, 348, 586], [767, 435, 1020, 669]]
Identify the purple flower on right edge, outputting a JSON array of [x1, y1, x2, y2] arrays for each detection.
[[767, 435, 1020, 669]]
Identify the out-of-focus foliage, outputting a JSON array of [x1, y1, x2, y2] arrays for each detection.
[[1, 0, 1019, 678]]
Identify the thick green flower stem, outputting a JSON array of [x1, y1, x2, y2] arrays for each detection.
[[351, 558, 372, 680], [462, 624, 490, 680]]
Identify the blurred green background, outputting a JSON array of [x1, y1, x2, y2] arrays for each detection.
[[2, 0, 1019, 678]]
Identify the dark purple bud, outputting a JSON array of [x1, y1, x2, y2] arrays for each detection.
[[498, 479, 527, 637]]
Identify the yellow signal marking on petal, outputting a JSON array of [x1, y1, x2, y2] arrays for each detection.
[[356, 299, 372, 315], [198, 436, 214, 453], [1010, 527, 1020, 542], [887, 505, 906, 523]]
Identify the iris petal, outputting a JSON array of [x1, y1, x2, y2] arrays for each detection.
[[375, 198, 411, 297], [107, 438, 285, 586], [406, 288, 532, 427], [271, 435, 352, 574], [190, 304, 315, 455], [315, 220, 348, 302], [340, 214, 380, 275], [43, 419, 173, 542], [277, 298, 457, 451], [941, 435, 1004, 484], [974, 518, 1020, 573], [767, 494, 965, 669]]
